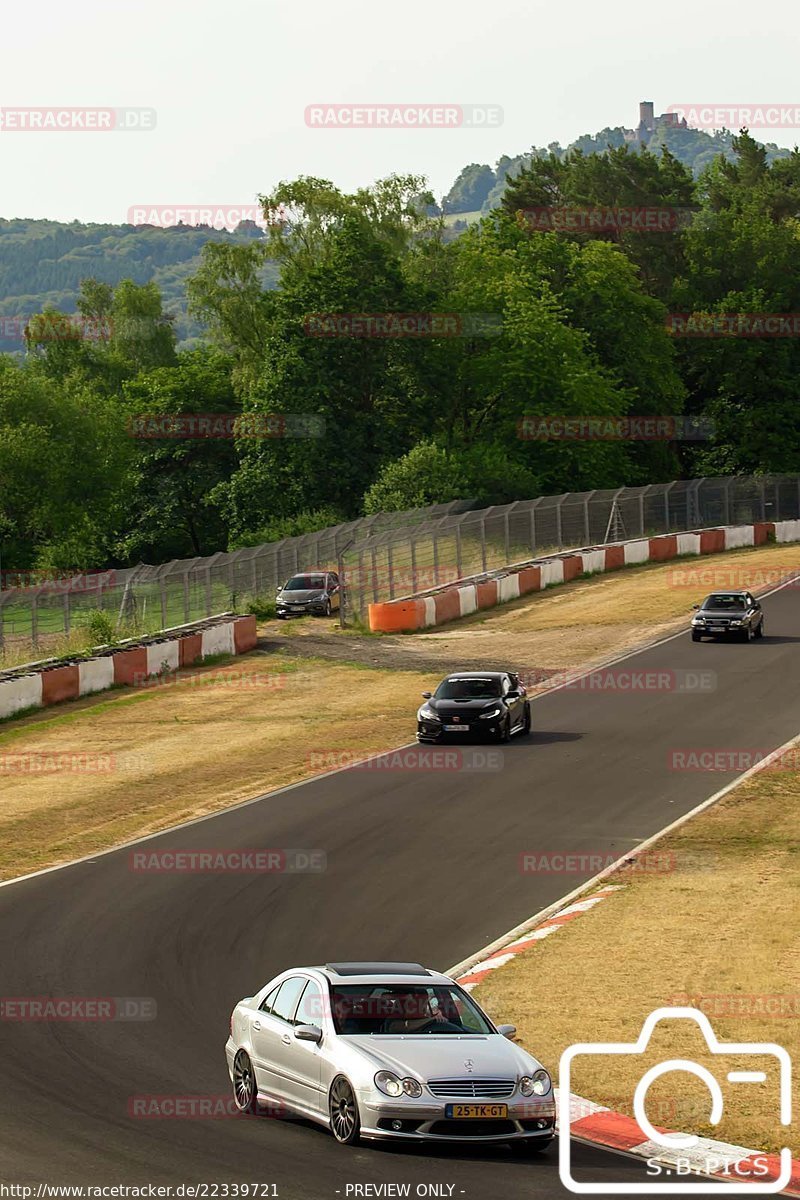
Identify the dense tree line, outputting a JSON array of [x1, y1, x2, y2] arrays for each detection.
[[2, 132, 800, 572]]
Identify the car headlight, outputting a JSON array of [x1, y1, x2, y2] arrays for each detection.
[[520, 1069, 551, 1096], [375, 1071, 421, 1097], [478, 706, 502, 719], [418, 706, 440, 721], [375, 1071, 403, 1096], [692, 616, 705, 624]]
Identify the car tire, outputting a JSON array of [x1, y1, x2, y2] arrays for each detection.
[[510, 1137, 554, 1155], [755, 618, 765, 639], [329, 1076, 361, 1145], [232, 1049, 260, 1115], [324, 598, 332, 617], [743, 625, 754, 642], [521, 704, 531, 736], [691, 631, 702, 642]]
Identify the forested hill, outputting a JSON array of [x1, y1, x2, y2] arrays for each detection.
[[1, 121, 793, 343], [443, 124, 793, 214], [0, 219, 279, 348]]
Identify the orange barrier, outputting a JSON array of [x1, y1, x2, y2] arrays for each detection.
[[476, 581, 498, 610], [113, 647, 148, 686], [754, 521, 775, 546], [700, 529, 725, 554], [562, 555, 583, 583], [233, 614, 258, 653], [604, 545, 626, 571], [179, 632, 203, 667], [368, 600, 424, 632], [649, 534, 678, 562], [41, 663, 80, 705], [518, 566, 541, 594], [434, 589, 461, 625]]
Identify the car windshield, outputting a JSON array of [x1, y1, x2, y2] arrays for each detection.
[[285, 575, 325, 590], [330, 984, 494, 1036], [703, 594, 746, 610], [434, 678, 502, 700]]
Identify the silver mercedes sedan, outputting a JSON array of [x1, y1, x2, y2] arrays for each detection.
[[225, 961, 555, 1151]]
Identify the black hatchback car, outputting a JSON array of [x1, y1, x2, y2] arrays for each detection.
[[417, 671, 531, 743], [690, 590, 765, 642], [275, 571, 341, 618]]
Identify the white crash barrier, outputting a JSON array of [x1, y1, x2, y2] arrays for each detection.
[[0, 673, 43, 719], [677, 532, 702, 555], [724, 525, 755, 549], [458, 585, 477, 616], [78, 656, 116, 696], [623, 539, 650, 565], [146, 640, 180, 678], [498, 574, 521, 603]]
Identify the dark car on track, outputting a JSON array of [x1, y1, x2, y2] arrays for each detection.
[[417, 671, 531, 743], [276, 571, 341, 619], [690, 590, 765, 642]]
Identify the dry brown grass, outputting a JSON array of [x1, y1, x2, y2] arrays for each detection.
[[473, 762, 800, 1154], [0, 654, 428, 880]]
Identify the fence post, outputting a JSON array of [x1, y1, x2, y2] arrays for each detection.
[[32, 591, 39, 650], [410, 536, 419, 593], [723, 479, 731, 525], [183, 569, 191, 623], [205, 566, 213, 617], [638, 492, 645, 537], [480, 517, 487, 573], [432, 533, 439, 586], [371, 548, 379, 604], [160, 578, 168, 628], [387, 543, 395, 599], [64, 588, 71, 637], [583, 491, 596, 545], [503, 510, 510, 562], [455, 522, 463, 578], [555, 497, 563, 550]]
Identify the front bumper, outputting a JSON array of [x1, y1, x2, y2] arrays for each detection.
[[276, 602, 330, 618], [359, 1094, 556, 1143], [416, 720, 503, 742], [692, 622, 745, 637]]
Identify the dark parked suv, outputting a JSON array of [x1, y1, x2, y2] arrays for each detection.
[[691, 590, 765, 642], [276, 571, 341, 618]]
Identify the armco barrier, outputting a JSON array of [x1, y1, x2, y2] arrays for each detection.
[[368, 522, 798, 632], [0, 614, 257, 723]]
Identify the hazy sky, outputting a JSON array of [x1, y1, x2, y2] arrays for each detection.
[[2, 0, 799, 225]]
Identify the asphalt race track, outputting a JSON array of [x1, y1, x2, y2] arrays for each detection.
[[3, 584, 800, 1197]]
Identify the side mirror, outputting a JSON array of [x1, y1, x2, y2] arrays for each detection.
[[421, 691, 432, 699], [294, 1024, 323, 1043], [496, 1024, 516, 1039], [506, 689, 520, 699], [692, 604, 700, 610]]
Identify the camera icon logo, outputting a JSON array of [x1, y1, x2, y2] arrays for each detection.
[[559, 1006, 792, 1194]]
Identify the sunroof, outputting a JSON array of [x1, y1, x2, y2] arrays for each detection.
[[325, 961, 429, 976]]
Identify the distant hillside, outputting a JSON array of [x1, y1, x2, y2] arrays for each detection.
[[0, 219, 279, 349], [442, 124, 793, 214]]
